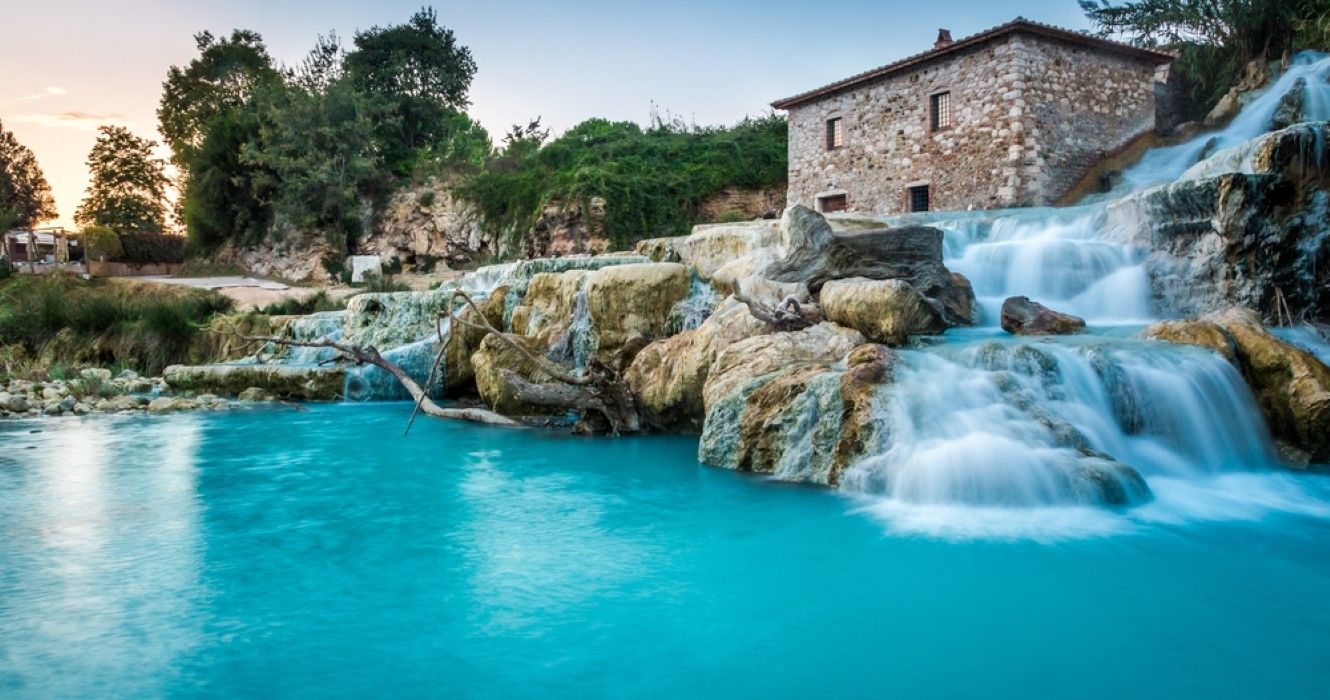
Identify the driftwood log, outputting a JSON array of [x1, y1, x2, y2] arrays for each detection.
[[733, 291, 822, 331], [234, 332, 521, 428]]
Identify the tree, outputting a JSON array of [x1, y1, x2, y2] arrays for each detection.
[[1081, 0, 1330, 118], [75, 126, 170, 233], [0, 119, 57, 231], [344, 7, 477, 173], [158, 29, 278, 170]]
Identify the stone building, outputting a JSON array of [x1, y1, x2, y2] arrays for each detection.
[[772, 18, 1174, 215]]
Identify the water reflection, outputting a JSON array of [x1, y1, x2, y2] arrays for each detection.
[[0, 415, 205, 697]]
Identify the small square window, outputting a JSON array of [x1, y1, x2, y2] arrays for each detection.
[[818, 194, 848, 213], [826, 117, 844, 150], [930, 91, 952, 131], [908, 185, 930, 213]]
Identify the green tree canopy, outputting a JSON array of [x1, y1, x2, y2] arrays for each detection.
[[158, 29, 279, 169], [0, 119, 57, 231], [75, 126, 170, 233], [344, 7, 477, 173]]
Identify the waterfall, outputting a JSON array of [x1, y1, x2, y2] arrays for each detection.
[[668, 271, 721, 333]]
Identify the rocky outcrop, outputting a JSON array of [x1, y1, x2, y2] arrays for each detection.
[[625, 296, 771, 432], [819, 277, 948, 345], [696, 185, 785, 222], [1144, 307, 1330, 464], [635, 220, 782, 290], [697, 336, 892, 487], [442, 285, 509, 391], [522, 198, 612, 258], [470, 333, 554, 415], [210, 228, 337, 284], [584, 262, 690, 369], [1105, 123, 1330, 322], [1000, 296, 1086, 336], [361, 181, 495, 270], [162, 364, 345, 400], [765, 206, 976, 328]]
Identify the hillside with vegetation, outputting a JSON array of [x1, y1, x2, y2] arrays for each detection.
[[155, 8, 786, 276]]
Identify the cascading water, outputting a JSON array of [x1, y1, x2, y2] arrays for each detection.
[[839, 52, 1330, 524]]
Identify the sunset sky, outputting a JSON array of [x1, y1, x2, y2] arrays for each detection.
[[0, 0, 1089, 228]]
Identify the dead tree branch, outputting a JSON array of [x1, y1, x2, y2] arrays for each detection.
[[733, 291, 821, 331]]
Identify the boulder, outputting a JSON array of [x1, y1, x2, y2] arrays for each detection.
[[237, 387, 275, 402], [625, 296, 771, 432], [1144, 307, 1330, 463], [698, 341, 895, 487], [442, 284, 510, 392], [471, 333, 554, 415], [703, 322, 866, 410], [820, 277, 948, 345], [1000, 296, 1086, 335], [163, 364, 345, 401], [584, 262, 690, 369], [1, 394, 26, 413], [79, 368, 112, 383]]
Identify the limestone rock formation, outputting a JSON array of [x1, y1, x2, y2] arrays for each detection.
[[361, 181, 494, 270], [1107, 123, 1330, 322], [470, 333, 554, 415], [701, 322, 865, 410], [1144, 307, 1330, 463], [584, 262, 690, 369], [442, 285, 509, 391], [625, 296, 771, 432], [820, 277, 948, 345], [163, 364, 345, 400], [1000, 296, 1087, 336]]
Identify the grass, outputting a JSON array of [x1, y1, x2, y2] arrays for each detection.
[[258, 290, 346, 316], [0, 274, 234, 378]]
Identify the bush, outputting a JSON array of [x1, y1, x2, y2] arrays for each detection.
[[81, 225, 123, 262], [457, 114, 787, 249], [0, 256, 12, 280], [117, 231, 185, 264], [0, 275, 233, 375], [258, 290, 346, 315], [353, 272, 411, 294]]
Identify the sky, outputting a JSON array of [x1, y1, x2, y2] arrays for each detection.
[[0, 0, 1091, 228]]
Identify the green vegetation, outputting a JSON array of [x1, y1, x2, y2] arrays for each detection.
[[0, 118, 57, 232], [0, 275, 232, 376], [459, 114, 787, 248], [257, 290, 346, 315], [1082, 0, 1330, 120], [159, 6, 785, 261], [74, 126, 170, 232]]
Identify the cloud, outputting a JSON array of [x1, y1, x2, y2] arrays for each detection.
[[15, 86, 68, 102], [7, 111, 130, 130]]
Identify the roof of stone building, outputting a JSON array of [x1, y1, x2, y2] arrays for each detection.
[[770, 18, 1175, 110]]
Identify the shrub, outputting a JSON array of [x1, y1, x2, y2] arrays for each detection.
[[353, 272, 411, 294], [117, 231, 186, 264], [258, 290, 346, 315], [81, 225, 123, 262]]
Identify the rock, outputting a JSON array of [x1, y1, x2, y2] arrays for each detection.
[[109, 396, 141, 412], [523, 198, 612, 258], [442, 284, 509, 391], [625, 296, 771, 432], [359, 181, 495, 268], [702, 322, 866, 410], [163, 364, 345, 401], [116, 369, 139, 380], [79, 368, 113, 383], [471, 333, 554, 415], [72, 402, 90, 416], [147, 397, 189, 414], [126, 380, 155, 394], [348, 255, 382, 283], [584, 263, 690, 369], [635, 221, 781, 284], [1144, 307, 1330, 463], [698, 341, 895, 487], [58, 396, 76, 412], [43, 402, 62, 416], [1000, 296, 1086, 335], [1106, 123, 1330, 322], [41, 386, 63, 401], [1270, 78, 1306, 131], [820, 277, 949, 345], [237, 387, 275, 402]]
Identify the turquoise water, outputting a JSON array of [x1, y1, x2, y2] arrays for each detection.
[[2, 404, 1329, 698]]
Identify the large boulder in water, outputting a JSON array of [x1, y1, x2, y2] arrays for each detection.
[[1144, 307, 1330, 464], [1000, 296, 1086, 336], [702, 321, 865, 410], [625, 296, 771, 433], [699, 342, 893, 487], [470, 333, 555, 416], [442, 285, 509, 392], [820, 277, 948, 345]]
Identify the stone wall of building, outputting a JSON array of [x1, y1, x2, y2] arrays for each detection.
[[1020, 39, 1162, 203], [785, 31, 1161, 215]]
